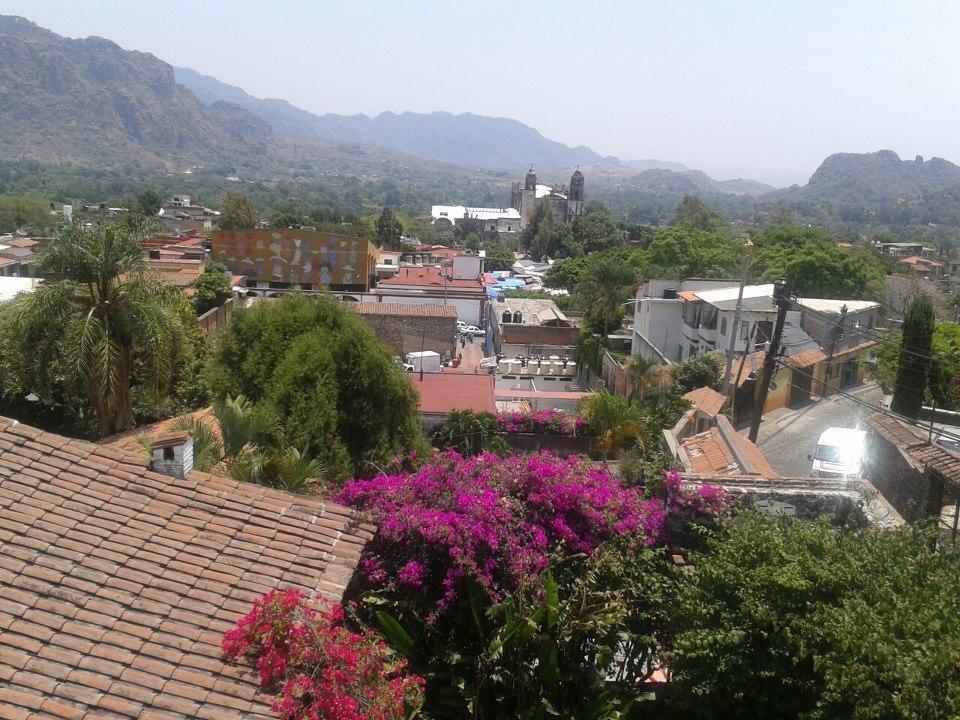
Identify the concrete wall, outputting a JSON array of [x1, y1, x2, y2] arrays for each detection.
[[633, 298, 683, 362], [494, 323, 578, 355], [864, 429, 934, 522], [197, 297, 235, 336]]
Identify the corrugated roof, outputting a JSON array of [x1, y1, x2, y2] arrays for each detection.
[[0, 416, 374, 719], [354, 302, 457, 318], [411, 373, 496, 414]]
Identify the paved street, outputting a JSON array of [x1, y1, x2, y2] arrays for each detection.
[[749, 383, 884, 477]]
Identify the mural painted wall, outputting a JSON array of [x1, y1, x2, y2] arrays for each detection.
[[212, 230, 374, 289]]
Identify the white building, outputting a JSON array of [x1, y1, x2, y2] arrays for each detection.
[[430, 206, 521, 235], [374, 255, 486, 325]]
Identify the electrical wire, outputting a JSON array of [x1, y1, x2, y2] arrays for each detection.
[[775, 359, 960, 444]]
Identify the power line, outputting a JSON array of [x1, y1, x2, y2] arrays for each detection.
[[776, 360, 960, 445]]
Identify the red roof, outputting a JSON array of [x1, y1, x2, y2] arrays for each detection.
[[411, 373, 496, 414], [378, 266, 482, 290], [0, 416, 374, 719], [683, 386, 726, 417], [2, 238, 40, 248]]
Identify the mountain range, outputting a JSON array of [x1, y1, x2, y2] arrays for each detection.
[[4, 13, 960, 228]]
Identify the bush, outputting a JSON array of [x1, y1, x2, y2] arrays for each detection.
[[222, 589, 424, 720], [208, 295, 422, 476], [496, 409, 588, 436], [670, 350, 725, 394], [669, 516, 960, 720], [431, 410, 506, 456]]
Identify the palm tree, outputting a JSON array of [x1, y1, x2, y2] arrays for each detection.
[[577, 389, 650, 460], [621, 355, 668, 400], [11, 220, 187, 435], [161, 396, 327, 492]]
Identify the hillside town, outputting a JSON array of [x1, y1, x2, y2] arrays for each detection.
[[3, 5, 960, 720]]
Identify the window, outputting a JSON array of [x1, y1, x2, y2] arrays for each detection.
[[720, 317, 728, 335], [689, 345, 697, 357]]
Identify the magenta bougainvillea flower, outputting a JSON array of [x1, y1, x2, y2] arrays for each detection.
[[338, 453, 727, 612], [222, 589, 424, 720], [496, 409, 591, 436]]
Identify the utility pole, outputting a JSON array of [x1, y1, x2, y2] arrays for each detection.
[[722, 247, 752, 398], [748, 279, 789, 442], [826, 304, 848, 360]]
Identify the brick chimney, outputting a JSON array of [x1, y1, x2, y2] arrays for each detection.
[[149, 431, 194, 480]]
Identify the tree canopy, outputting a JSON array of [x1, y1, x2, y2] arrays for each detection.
[[219, 192, 259, 230], [3, 220, 198, 435], [890, 294, 935, 418], [207, 294, 422, 477], [190, 262, 233, 315], [752, 225, 886, 299], [670, 515, 960, 720], [375, 207, 404, 249], [646, 225, 741, 278]]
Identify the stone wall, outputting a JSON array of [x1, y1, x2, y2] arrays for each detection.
[[864, 427, 935, 522], [359, 314, 457, 357], [500, 433, 598, 459]]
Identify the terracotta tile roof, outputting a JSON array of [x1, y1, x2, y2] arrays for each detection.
[[98, 407, 219, 452], [411, 373, 496, 415], [0, 256, 17, 267], [353, 303, 458, 318], [785, 347, 828, 368], [728, 351, 766, 388], [676, 415, 778, 477], [866, 411, 960, 486], [682, 386, 726, 418], [3, 238, 41, 249], [826, 340, 877, 360], [378, 267, 483, 290], [682, 428, 739, 475], [0, 416, 374, 719], [676, 290, 700, 301]]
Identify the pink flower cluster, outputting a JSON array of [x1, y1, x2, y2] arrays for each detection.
[[637, 469, 732, 546], [496, 409, 590, 436], [338, 451, 645, 611], [222, 589, 424, 720]]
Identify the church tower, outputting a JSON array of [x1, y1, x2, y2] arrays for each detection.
[[568, 168, 584, 222], [524, 166, 537, 190], [519, 166, 538, 229]]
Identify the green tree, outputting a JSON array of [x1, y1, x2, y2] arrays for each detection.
[[669, 515, 960, 720], [753, 225, 885, 299], [890, 295, 935, 418], [577, 389, 651, 459], [190, 262, 233, 315], [375, 207, 404, 249], [646, 225, 740, 278], [136, 188, 163, 216], [575, 254, 638, 337], [431, 410, 507, 456], [480, 242, 515, 272], [873, 321, 960, 410], [572, 208, 620, 254], [673, 195, 720, 230], [522, 202, 579, 259], [219, 193, 259, 231], [0, 193, 55, 233], [669, 350, 725, 394], [207, 295, 422, 475], [9, 220, 191, 435], [622, 354, 669, 400]]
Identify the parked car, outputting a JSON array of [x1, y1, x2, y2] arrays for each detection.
[[462, 325, 485, 337], [809, 427, 866, 478], [478, 357, 498, 370]]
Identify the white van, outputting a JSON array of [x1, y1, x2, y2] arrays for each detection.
[[810, 427, 866, 478]]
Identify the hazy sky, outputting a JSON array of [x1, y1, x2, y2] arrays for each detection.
[[3, 0, 958, 186]]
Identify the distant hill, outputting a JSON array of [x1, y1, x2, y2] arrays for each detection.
[[623, 158, 691, 173], [778, 150, 960, 204], [175, 66, 612, 171], [0, 16, 274, 168]]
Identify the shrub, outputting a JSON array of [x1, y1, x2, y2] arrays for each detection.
[[496, 409, 588, 436], [431, 410, 507, 456], [222, 589, 424, 720]]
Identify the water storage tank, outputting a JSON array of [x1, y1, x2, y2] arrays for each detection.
[[512, 311, 523, 324], [662, 288, 678, 299], [502, 310, 512, 324]]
